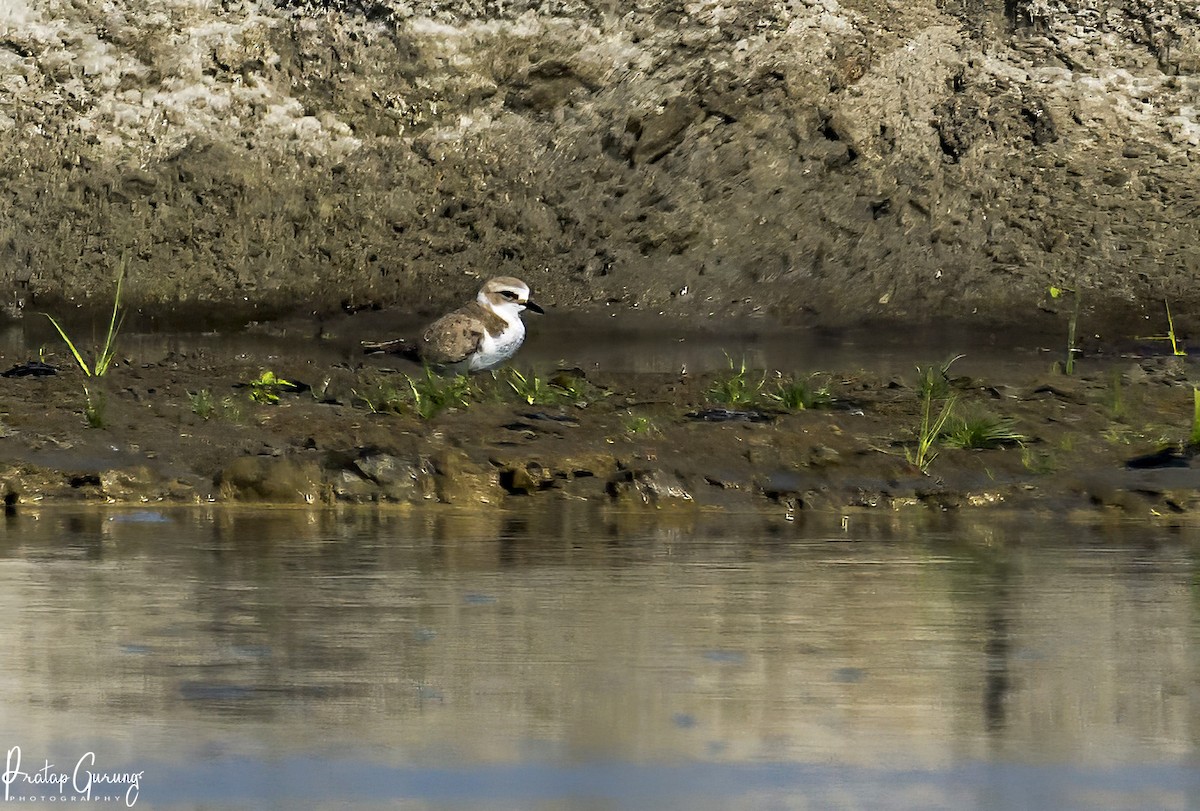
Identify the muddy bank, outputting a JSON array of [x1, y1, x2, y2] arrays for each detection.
[[2, 315, 1200, 518], [0, 1, 1198, 326]]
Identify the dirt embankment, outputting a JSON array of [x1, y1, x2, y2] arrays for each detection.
[[0, 0, 1197, 327]]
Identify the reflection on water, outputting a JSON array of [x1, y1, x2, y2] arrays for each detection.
[[6, 312, 1064, 377], [0, 506, 1198, 810]]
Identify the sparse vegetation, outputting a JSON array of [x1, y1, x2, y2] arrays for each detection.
[[1105, 370, 1127, 420], [767, 376, 834, 411], [907, 391, 956, 473], [915, 354, 963, 401], [943, 413, 1026, 450], [548, 371, 610, 407], [1138, 301, 1187, 357], [354, 368, 475, 419], [623, 413, 660, 436], [504, 368, 564, 406], [1020, 446, 1056, 474], [408, 368, 474, 419], [220, 396, 245, 423], [247, 370, 296, 404], [353, 376, 408, 416], [44, 263, 125, 378], [189, 390, 216, 420], [82, 387, 106, 429], [42, 262, 123, 429], [709, 355, 766, 406], [906, 357, 962, 473], [1102, 424, 1136, 445], [1190, 387, 1200, 446], [1048, 285, 1081, 374], [186, 389, 245, 422]]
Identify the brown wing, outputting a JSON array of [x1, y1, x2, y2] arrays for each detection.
[[421, 311, 485, 364]]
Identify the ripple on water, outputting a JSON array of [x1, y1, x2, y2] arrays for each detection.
[[0, 506, 1195, 810]]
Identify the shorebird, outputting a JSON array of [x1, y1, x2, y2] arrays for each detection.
[[363, 276, 544, 372]]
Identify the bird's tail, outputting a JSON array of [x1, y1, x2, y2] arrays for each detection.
[[361, 339, 422, 364]]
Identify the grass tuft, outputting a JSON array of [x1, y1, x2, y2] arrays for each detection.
[[906, 392, 956, 473], [547, 371, 610, 407], [708, 355, 766, 406], [1048, 285, 1081, 374], [943, 413, 1026, 450], [354, 369, 474, 420], [353, 376, 407, 415], [767, 376, 834, 411], [504, 368, 564, 406], [189, 389, 216, 420], [915, 354, 964, 401], [82, 386, 106, 429], [623, 413, 660, 436], [905, 357, 962, 473], [44, 263, 125, 377], [1021, 446, 1056, 474], [247, 371, 296, 404], [408, 368, 474, 419], [1191, 388, 1200, 446]]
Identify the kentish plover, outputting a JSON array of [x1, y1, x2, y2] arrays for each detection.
[[364, 276, 544, 372]]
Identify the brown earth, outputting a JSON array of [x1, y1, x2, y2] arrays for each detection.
[[0, 0, 1198, 328], [2, 312, 1199, 517], [2, 1, 1199, 511]]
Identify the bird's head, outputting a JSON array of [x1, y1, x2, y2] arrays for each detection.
[[479, 276, 545, 316]]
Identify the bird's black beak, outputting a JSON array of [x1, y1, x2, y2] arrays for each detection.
[[524, 300, 545, 314]]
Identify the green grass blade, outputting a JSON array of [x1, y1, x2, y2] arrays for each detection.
[[44, 314, 94, 376], [95, 310, 126, 376], [1166, 302, 1187, 356], [1191, 388, 1200, 446]]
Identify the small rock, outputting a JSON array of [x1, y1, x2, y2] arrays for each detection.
[[498, 463, 549, 495], [216, 457, 324, 503], [353, 452, 404, 485], [1, 361, 57, 378], [808, 445, 841, 467], [332, 469, 378, 503], [607, 468, 693, 505], [431, 450, 502, 504], [100, 466, 164, 501], [686, 408, 775, 423], [1125, 447, 1193, 469]]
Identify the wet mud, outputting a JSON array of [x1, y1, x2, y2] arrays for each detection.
[[2, 312, 1199, 518]]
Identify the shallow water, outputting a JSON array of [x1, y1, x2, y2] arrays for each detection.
[[1, 506, 1198, 810], [4, 311, 1082, 378]]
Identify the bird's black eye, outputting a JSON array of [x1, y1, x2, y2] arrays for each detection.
[[500, 290, 519, 300]]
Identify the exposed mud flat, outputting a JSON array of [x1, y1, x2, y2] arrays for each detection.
[[0, 0, 1198, 327], [2, 313, 1200, 518]]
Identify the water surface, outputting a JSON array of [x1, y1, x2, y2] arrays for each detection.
[[1, 506, 1197, 809], [4, 313, 1076, 377]]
